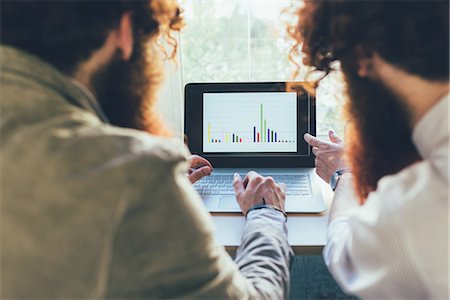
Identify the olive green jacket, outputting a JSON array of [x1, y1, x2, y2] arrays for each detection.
[[0, 45, 293, 299]]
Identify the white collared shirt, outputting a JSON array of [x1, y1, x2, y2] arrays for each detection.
[[324, 94, 449, 299]]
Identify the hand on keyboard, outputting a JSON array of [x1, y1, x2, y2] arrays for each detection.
[[187, 155, 213, 184], [193, 174, 311, 196], [233, 171, 286, 215]]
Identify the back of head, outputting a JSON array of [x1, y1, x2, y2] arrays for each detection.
[[297, 0, 449, 81], [0, 0, 181, 74], [1, 0, 183, 135], [293, 0, 449, 201]]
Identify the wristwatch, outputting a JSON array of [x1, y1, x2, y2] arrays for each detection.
[[329, 169, 349, 191]]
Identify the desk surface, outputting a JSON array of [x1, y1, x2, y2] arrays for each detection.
[[211, 173, 333, 255]]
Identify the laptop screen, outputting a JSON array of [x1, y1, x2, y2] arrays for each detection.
[[185, 82, 316, 168], [203, 92, 298, 153]]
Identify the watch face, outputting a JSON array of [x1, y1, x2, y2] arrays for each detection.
[[330, 173, 338, 190], [330, 170, 343, 191]]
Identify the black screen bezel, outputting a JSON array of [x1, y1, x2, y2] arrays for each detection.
[[185, 82, 316, 168]]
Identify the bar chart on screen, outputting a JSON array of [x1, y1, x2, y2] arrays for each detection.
[[203, 92, 297, 153]]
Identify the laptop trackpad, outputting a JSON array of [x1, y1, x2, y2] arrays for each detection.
[[219, 196, 240, 209]]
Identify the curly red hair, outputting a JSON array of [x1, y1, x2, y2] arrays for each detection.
[[290, 0, 448, 202], [1, 0, 184, 137]]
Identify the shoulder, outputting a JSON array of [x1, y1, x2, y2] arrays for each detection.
[[36, 118, 192, 185], [350, 160, 447, 228], [77, 124, 191, 175], [369, 160, 446, 213], [109, 127, 190, 165]]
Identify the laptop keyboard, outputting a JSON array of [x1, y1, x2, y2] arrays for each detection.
[[193, 174, 311, 196]]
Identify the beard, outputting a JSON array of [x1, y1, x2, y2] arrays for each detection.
[[342, 66, 421, 203], [91, 41, 170, 137]]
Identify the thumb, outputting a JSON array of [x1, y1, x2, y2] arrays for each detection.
[[329, 129, 342, 144], [233, 173, 245, 195]]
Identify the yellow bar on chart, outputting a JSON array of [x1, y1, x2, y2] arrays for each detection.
[[208, 122, 211, 142]]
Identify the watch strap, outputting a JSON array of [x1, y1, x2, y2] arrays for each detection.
[[329, 168, 350, 191]]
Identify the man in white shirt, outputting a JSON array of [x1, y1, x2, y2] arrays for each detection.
[[293, 1, 449, 299]]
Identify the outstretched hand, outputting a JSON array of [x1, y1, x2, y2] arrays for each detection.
[[304, 130, 348, 183]]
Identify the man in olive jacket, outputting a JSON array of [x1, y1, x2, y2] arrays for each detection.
[[0, 1, 293, 299]]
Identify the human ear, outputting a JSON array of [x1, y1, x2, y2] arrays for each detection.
[[116, 13, 133, 60], [355, 46, 374, 77], [357, 57, 373, 77]]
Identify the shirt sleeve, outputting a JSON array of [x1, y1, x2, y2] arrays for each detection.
[[235, 208, 293, 299], [323, 192, 427, 299], [104, 146, 292, 299], [246, 208, 288, 234]]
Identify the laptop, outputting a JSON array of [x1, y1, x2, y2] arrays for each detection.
[[185, 82, 325, 213]]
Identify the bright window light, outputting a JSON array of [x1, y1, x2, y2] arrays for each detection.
[[178, 0, 346, 136]]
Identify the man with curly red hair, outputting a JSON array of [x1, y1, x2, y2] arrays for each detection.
[[296, 1, 449, 298], [0, 1, 292, 298]]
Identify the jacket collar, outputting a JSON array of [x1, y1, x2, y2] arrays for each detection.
[[0, 45, 109, 123]]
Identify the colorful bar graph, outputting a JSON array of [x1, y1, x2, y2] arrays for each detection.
[[207, 103, 293, 144]]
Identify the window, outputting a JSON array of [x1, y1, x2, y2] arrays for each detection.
[[178, 0, 346, 137]]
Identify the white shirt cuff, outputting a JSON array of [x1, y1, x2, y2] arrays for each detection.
[[327, 216, 350, 240], [323, 216, 351, 268]]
